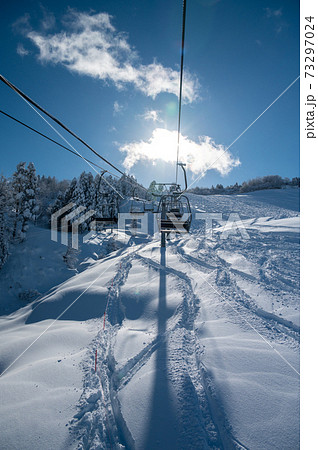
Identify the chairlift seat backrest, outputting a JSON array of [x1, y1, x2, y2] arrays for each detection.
[[157, 194, 192, 233]]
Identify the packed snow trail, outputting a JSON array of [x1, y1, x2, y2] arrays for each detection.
[[0, 189, 299, 449], [69, 249, 137, 449]]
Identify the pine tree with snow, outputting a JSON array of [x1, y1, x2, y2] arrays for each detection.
[[22, 162, 39, 233], [11, 162, 40, 240], [71, 172, 96, 231], [148, 180, 157, 198], [147, 180, 163, 200], [74, 172, 95, 207], [11, 162, 28, 240], [96, 174, 119, 221], [63, 177, 77, 205], [51, 177, 77, 215], [0, 176, 9, 269], [37, 176, 69, 225], [50, 191, 66, 214]]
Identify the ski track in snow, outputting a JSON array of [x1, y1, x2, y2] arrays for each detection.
[[175, 242, 300, 341], [71, 248, 240, 449]]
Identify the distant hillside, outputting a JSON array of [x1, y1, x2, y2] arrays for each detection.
[[189, 175, 300, 195]]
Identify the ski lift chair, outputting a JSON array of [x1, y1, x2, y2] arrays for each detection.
[[157, 193, 192, 233]]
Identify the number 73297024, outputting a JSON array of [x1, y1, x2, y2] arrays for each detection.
[[305, 16, 315, 79]]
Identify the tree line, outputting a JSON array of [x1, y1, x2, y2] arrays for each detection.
[[0, 162, 144, 268], [189, 175, 300, 196], [0, 163, 300, 270]]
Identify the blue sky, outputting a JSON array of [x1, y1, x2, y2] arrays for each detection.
[[0, 0, 299, 188]]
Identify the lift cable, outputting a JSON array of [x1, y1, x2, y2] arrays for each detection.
[[0, 109, 111, 173], [175, 0, 187, 185], [0, 109, 150, 198], [0, 98, 124, 199], [0, 73, 125, 176], [0, 74, 148, 196]]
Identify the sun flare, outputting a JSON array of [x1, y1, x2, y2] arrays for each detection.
[[120, 128, 240, 175]]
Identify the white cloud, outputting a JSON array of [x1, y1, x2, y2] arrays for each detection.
[[113, 101, 124, 115], [265, 7, 282, 18], [12, 13, 31, 34], [41, 10, 56, 31], [264, 8, 285, 34], [140, 110, 163, 123], [17, 43, 29, 56], [119, 128, 240, 176], [23, 10, 199, 102]]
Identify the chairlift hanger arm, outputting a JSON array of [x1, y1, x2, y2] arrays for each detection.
[[178, 162, 188, 190]]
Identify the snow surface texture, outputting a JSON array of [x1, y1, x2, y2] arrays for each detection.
[[0, 189, 299, 449]]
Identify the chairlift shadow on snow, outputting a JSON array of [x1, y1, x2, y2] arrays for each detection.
[[143, 247, 179, 449]]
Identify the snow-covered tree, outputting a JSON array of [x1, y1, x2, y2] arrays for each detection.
[[74, 172, 95, 207], [37, 175, 69, 225], [48, 170, 147, 232], [11, 162, 28, 240], [11, 161, 40, 240], [71, 172, 96, 231], [240, 175, 284, 193], [147, 180, 164, 200], [0, 176, 9, 268], [51, 177, 77, 215], [22, 162, 39, 232], [94, 174, 117, 222]]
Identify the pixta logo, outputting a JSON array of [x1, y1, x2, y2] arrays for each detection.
[[51, 205, 250, 249], [51, 203, 95, 249]]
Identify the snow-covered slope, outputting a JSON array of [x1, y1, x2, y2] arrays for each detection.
[[0, 188, 300, 449]]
